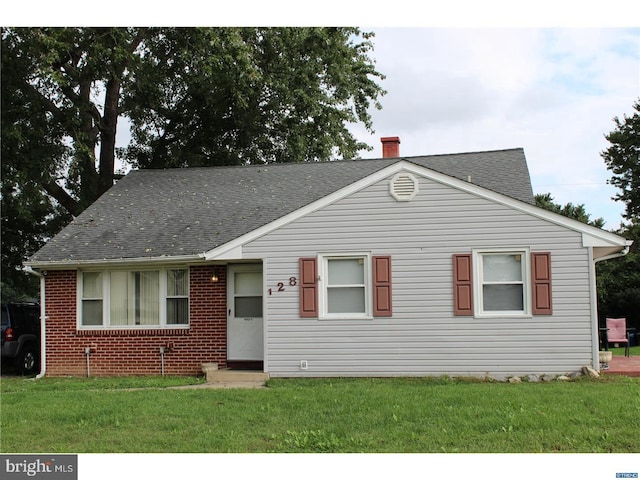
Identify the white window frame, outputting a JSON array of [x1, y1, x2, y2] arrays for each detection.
[[165, 268, 190, 326], [80, 271, 104, 326], [473, 248, 532, 318], [77, 267, 190, 329], [318, 253, 372, 320]]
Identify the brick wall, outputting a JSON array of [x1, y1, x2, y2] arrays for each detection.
[[44, 265, 227, 377]]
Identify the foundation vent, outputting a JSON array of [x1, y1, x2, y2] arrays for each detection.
[[390, 172, 418, 201]]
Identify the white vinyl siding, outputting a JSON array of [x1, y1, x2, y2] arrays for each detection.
[[243, 172, 594, 379]]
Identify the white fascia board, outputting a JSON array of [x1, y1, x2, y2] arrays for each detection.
[[201, 245, 244, 261], [25, 254, 204, 270], [582, 233, 632, 248], [203, 160, 631, 260]]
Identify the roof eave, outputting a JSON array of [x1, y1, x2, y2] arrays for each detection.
[[24, 254, 205, 270], [590, 239, 633, 261]]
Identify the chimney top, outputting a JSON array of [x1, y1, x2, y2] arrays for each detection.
[[381, 137, 401, 158]]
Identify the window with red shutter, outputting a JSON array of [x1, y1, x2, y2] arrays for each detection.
[[455, 250, 553, 317], [303, 254, 393, 319]]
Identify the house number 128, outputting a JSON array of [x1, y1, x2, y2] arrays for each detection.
[[268, 277, 297, 295]]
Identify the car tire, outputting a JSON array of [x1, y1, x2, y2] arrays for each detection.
[[15, 344, 39, 376]]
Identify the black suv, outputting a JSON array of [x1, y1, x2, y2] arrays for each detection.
[[1, 303, 41, 375]]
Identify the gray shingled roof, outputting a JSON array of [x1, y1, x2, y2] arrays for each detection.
[[28, 148, 533, 264]]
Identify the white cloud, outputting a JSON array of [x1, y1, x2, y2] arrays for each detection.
[[354, 27, 639, 228]]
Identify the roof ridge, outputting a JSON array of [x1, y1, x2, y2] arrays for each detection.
[[128, 147, 525, 175], [395, 146, 524, 160]]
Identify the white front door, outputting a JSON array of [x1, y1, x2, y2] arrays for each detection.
[[227, 264, 264, 361]]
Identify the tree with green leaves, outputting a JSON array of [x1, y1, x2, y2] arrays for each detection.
[[1, 175, 71, 302], [596, 219, 640, 332], [597, 99, 640, 332], [533, 189, 638, 331], [1, 27, 386, 300], [534, 193, 605, 228], [602, 99, 640, 220]]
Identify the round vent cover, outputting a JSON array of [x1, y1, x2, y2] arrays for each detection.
[[390, 172, 418, 201]]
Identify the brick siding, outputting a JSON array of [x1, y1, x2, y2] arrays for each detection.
[[44, 265, 227, 376]]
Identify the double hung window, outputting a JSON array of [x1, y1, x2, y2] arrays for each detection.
[[325, 256, 368, 316], [478, 252, 526, 314], [166, 269, 189, 325], [81, 272, 104, 326]]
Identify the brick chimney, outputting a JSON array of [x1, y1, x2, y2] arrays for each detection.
[[381, 136, 400, 158]]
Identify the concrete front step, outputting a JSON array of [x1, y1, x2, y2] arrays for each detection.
[[202, 363, 269, 384], [206, 370, 270, 383]]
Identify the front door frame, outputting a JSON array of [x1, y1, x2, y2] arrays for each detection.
[[227, 263, 264, 363]]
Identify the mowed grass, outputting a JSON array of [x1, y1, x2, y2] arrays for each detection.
[[611, 345, 640, 356], [1, 375, 639, 453]]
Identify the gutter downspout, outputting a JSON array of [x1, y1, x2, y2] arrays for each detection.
[[23, 266, 46, 379], [587, 248, 600, 371]]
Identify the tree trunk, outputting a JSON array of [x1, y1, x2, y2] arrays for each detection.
[[77, 78, 100, 209], [98, 77, 120, 196]]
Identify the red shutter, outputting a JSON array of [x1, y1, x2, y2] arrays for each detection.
[[531, 252, 552, 315], [373, 256, 392, 317], [299, 257, 318, 318], [453, 254, 473, 316]]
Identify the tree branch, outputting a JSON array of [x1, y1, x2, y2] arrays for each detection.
[[41, 180, 81, 217]]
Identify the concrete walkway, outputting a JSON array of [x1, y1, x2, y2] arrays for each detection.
[[169, 381, 267, 390]]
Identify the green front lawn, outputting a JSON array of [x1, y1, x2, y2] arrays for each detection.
[[1, 375, 639, 453]]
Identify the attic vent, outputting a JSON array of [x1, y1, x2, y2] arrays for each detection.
[[390, 172, 418, 201]]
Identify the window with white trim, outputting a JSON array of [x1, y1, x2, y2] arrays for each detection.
[[475, 250, 530, 316], [79, 268, 189, 328], [320, 254, 371, 318], [166, 269, 189, 325], [81, 272, 104, 326]]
